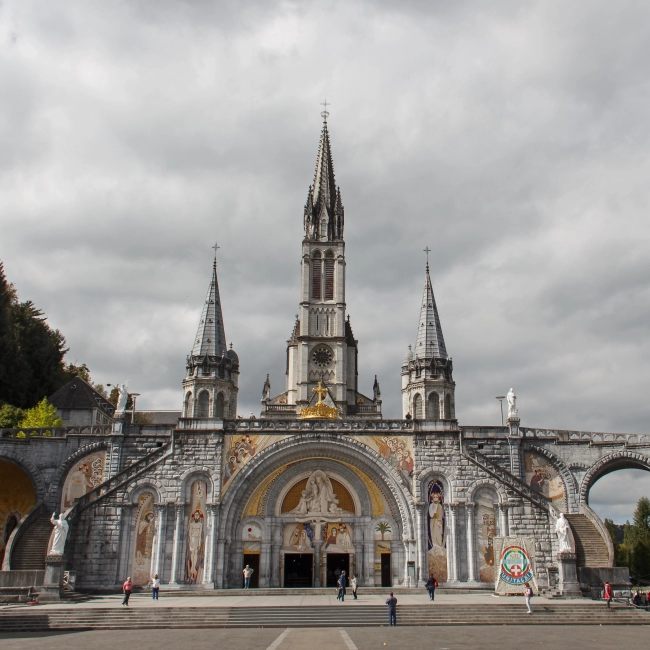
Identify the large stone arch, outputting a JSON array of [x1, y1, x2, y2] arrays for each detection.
[[580, 450, 650, 505], [466, 478, 508, 504], [123, 480, 164, 505], [219, 434, 415, 544], [0, 450, 47, 504], [525, 444, 579, 513], [416, 467, 454, 504], [48, 441, 109, 506]]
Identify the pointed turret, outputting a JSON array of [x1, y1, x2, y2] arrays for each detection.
[[192, 259, 227, 357], [414, 263, 448, 360], [304, 119, 344, 241]]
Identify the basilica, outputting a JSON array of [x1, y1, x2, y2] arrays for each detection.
[[1, 116, 647, 600]]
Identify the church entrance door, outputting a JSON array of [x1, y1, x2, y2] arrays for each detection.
[[242, 554, 260, 588], [380, 553, 392, 587], [284, 553, 313, 587], [326, 553, 350, 587]]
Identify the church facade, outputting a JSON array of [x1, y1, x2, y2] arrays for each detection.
[[2, 118, 648, 597]]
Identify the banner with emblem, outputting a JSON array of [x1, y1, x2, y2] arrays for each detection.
[[493, 536, 538, 595]]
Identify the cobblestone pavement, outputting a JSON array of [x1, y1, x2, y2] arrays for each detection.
[[1, 626, 649, 650]]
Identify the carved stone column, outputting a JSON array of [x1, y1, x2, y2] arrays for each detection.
[[415, 504, 427, 586], [260, 541, 271, 587], [202, 504, 217, 586], [215, 537, 226, 589], [312, 542, 322, 587], [169, 504, 184, 585], [447, 503, 459, 583], [498, 503, 509, 537], [465, 502, 477, 583], [364, 542, 375, 586], [270, 522, 282, 587], [151, 503, 166, 578]]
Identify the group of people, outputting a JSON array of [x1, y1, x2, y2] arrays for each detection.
[[335, 571, 358, 601], [120, 574, 160, 606]]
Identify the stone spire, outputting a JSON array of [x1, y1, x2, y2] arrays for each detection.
[[304, 118, 344, 241], [414, 262, 448, 360], [192, 258, 227, 357]]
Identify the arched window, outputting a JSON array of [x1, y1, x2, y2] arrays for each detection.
[[445, 394, 452, 420], [428, 392, 440, 420], [197, 390, 210, 418], [312, 252, 322, 301], [324, 251, 334, 300], [184, 391, 193, 417], [413, 393, 423, 420], [320, 218, 328, 239], [215, 392, 225, 418]]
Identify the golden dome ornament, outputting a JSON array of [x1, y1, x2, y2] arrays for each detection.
[[300, 381, 340, 420]]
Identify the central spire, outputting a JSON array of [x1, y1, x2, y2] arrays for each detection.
[[192, 257, 227, 357], [415, 262, 448, 360], [304, 116, 344, 241]]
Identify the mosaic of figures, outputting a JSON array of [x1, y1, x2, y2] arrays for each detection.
[[60, 451, 106, 510], [222, 433, 275, 492], [281, 521, 354, 553], [132, 492, 155, 586], [352, 435, 414, 484], [427, 480, 447, 582], [475, 491, 497, 583], [524, 452, 566, 512], [184, 480, 207, 584], [284, 470, 354, 517], [0, 460, 36, 567], [242, 521, 262, 553]]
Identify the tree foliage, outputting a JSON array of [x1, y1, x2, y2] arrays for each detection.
[[19, 397, 63, 428], [0, 404, 25, 428], [607, 497, 650, 581]]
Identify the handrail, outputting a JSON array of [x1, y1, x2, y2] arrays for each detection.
[[66, 435, 174, 523], [580, 501, 615, 567], [1, 502, 47, 570], [0, 424, 113, 438], [463, 445, 555, 513]]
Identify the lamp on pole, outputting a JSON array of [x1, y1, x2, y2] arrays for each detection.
[[130, 393, 141, 423], [496, 396, 506, 426]]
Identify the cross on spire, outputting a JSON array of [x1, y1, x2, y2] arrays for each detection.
[[212, 241, 220, 258], [321, 99, 330, 122], [313, 381, 328, 403], [423, 246, 431, 267]]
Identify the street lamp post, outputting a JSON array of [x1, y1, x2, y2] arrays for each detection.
[[495, 396, 506, 426], [130, 393, 141, 423]]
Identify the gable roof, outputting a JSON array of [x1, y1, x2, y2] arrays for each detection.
[[49, 377, 116, 417]]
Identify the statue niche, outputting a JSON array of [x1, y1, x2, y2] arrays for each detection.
[[282, 470, 354, 517]]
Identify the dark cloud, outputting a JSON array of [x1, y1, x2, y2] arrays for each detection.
[[2, 0, 650, 518]]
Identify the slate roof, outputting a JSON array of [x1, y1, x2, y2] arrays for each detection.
[[414, 263, 448, 360], [49, 377, 116, 417], [192, 259, 228, 357]]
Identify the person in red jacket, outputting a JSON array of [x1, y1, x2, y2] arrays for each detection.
[[122, 576, 133, 606], [603, 581, 613, 609]]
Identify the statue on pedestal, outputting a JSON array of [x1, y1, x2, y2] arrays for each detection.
[[555, 513, 575, 553], [116, 381, 129, 413], [507, 387, 518, 418], [50, 513, 70, 556]]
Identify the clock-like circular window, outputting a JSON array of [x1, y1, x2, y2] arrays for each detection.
[[312, 345, 333, 368]]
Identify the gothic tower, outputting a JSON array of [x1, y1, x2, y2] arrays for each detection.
[[401, 260, 455, 421], [182, 254, 239, 419], [262, 115, 381, 418]]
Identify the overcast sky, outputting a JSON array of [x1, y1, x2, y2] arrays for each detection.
[[2, 1, 649, 522]]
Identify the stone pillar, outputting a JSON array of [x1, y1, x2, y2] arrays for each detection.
[[202, 504, 217, 586], [151, 503, 166, 578], [557, 551, 582, 598], [498, 503, 509, 537], [215, 538, 226, 589], [415, 505, 427, 586], [364, 541, 375, 586], [270, 523, 282, 587], [260, 541, 271, 587], [447, 504, 459, 583], [312, 542, 323, 587], [169, 504, 184, 585], [39, 555, 66, 602], [465, 502, 477, 583], [402, 536, 411, 587]]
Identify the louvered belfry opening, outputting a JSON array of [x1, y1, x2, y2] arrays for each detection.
[[324, 257, 334, 300], [312, 254, 322, 300]]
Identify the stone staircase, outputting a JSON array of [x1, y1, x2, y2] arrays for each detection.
[[10, 516, 52, 570], [0, 603, 647, 631], [566, 514, 610, 567]]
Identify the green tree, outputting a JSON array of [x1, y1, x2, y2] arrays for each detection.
[[19, 397, 63, 429], [62, 362, 92, 385], [0, 404, 24, 428], [376, 521, 392, 540]]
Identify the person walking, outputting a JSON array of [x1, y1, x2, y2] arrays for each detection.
[[150, 574, 160, 600], [604, 581, 613, 609], [425, 575, 437, 601], [350, 574, 358, 600], [338, 570, 347, 602], [386, 591, 397, 626], [524, 582, 533, 614], [243, 565, 254, 589], [122, 576, 133, 606]]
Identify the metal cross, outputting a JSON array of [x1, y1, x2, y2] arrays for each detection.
[[313, 381, 328, 403], [321, 99, 330, 122], [212, 241, 220, 258], [423, 246, 431, 265]]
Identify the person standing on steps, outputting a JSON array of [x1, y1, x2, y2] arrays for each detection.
[[350, 574, 358, 600], [425, 575, 437, 601], [524, 582, 533, 614], [386, 591, 397, 626], [151, 574, 160, 600], [604, 581, 613, 609], [337, 570, 347, 602], [122, 576, 133, 606], [243, 564, 254, 589]]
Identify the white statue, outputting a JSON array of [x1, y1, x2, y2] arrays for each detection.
[[49, 513, 70, 555], [288, 470, 351, 516], [507, 387, 518, 418], [555, 513, 575, 553], [116, 381, 129, 413]]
